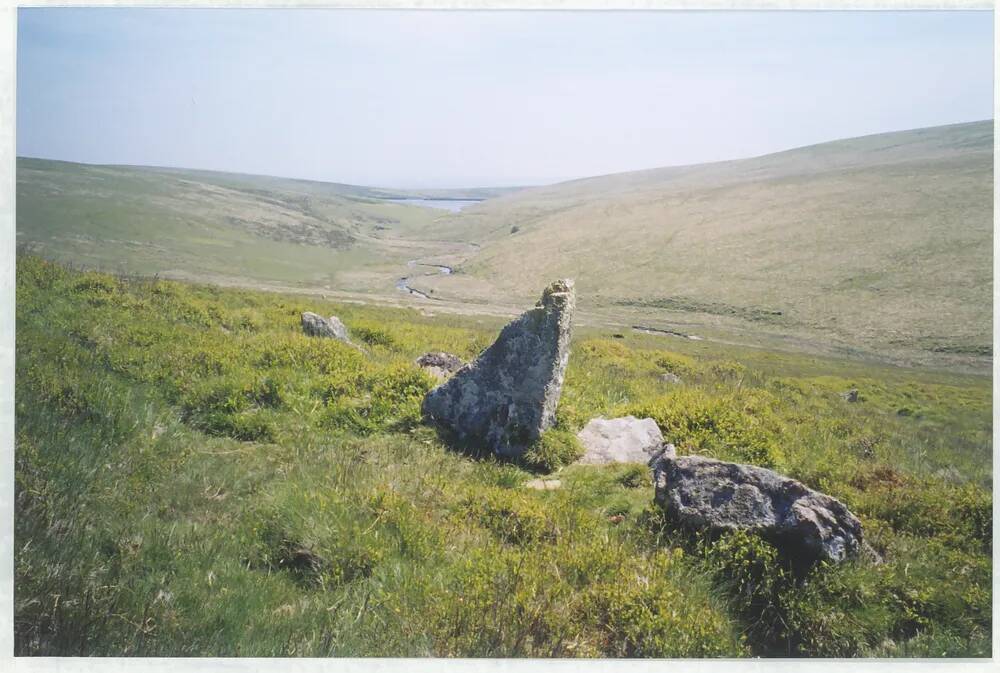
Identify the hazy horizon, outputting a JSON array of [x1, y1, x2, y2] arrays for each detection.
[[18, 9, 994, 189], [13, 116, 994, 191]]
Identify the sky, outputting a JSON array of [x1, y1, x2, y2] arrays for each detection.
[[16, 9, 995, 188]]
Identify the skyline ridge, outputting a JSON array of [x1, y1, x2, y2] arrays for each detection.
[[15, 117, 993, 191]]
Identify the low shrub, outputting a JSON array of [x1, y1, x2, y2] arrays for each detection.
[[850, 478, 992, 550], [654, 352, 699, 379], [321, 364, 434, 436], [627, 389, 783, 467], [352, 324, 397, 348], [585, 548, 745, 657], [72, 270, 119, 296], [427, 544, 582, 657], [462, 488, 557, 546], [179, 374, 286, 440], [13, 257, 994, 658], [618, 464, 651, 489], [521, 428, 584, 473], [197, 409, 275, 442]]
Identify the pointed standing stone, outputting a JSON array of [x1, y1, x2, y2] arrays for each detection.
[[422, 279, 575, 458]]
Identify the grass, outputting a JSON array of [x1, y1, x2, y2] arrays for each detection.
[[18, 121, 993, 372], [14, 256, 992, 657], [14, 157, 486, 293], [409, 121, 993, 370]]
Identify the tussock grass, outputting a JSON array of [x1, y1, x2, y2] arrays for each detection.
[[15, 256, 991, 657]]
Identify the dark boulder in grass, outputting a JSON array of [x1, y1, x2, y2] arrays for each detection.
[[415, 352, 466, 381], [841, 388, 860, 402], [422, 279, 575, 458], [301, 312, 351, 343], [652, 453, 864, 564]]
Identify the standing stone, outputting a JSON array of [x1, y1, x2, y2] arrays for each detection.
[[652, 453, 864, 563], [576, 416, 674, 465], [301, 312, 351, 344], [422, 279, 575, 458]]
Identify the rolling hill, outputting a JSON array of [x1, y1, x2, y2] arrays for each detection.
[[15, 157, 519, 292], [13, 128, 994, 657], [411, 121, 993, 368], [16, 120, 993, 370]]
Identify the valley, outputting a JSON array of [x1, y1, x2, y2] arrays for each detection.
[[17, 120, 993, 373]]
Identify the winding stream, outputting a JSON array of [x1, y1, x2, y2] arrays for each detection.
[[396, 260, 453, 300]]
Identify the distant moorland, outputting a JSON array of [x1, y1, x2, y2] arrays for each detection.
[[14, 117, 994, 658], [17, 121, 992, 372]]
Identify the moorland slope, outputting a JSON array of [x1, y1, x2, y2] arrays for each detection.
[[17, 121, 993, 370], [14, 257, 992, 657], [15, 157, 517, 292], [415, 121, 993, 367]]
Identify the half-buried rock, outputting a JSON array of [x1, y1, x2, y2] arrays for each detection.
[[415, 352, 466, 382], [301, 312, 351, 344], [576, 416, 674, 465], [422, 279, 575, 458], [652, 453, 864, 563]]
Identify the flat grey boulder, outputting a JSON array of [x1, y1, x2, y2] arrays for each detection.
[[422, 279, 575, 458], [576, 416, 674, 465], [652, 454, 864, 563], [415, 352, 466, 381], [301, 312, 351, 343]]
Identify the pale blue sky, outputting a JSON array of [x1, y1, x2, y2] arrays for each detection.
[[17, 9, 994, 188]]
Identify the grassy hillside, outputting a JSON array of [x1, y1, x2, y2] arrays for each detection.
[[15, 257, 991, 657], [16, 122, 993, 370], [413, 121, 993, 368], [15, 157, 514, 293]]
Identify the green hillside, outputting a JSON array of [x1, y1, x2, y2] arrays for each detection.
[[412, 121, 993, 369], [16, 121, 993, 370], [15, 258, 992, 656], [15, 157, 515, 292]]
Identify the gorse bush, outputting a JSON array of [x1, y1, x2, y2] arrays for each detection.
[[427, 540, 743, 657], [181, 374, 285, 415], [654, 352, 698, 379], [780, 533, 992, 657], [848, 477, 992, 551], [14, 256, 992, 657]]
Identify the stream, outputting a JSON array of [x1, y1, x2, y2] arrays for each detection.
[[396, 260, 453, 299], [632, 324, 704, 341]]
